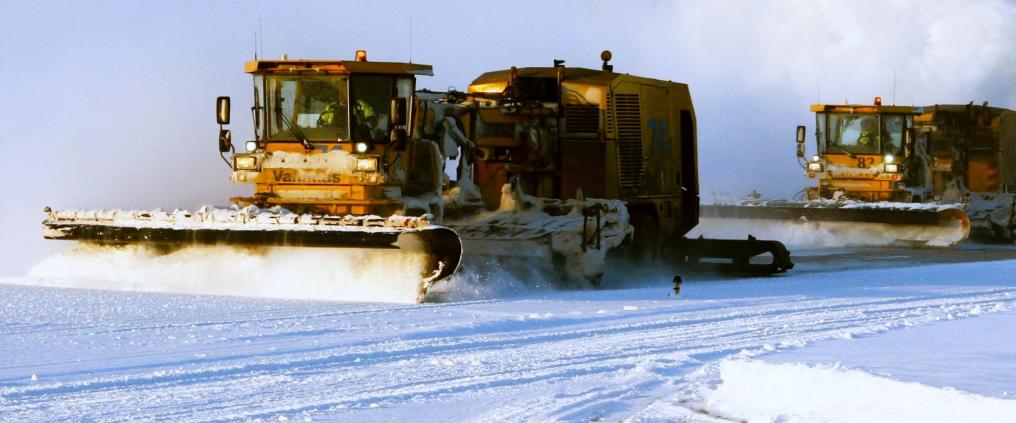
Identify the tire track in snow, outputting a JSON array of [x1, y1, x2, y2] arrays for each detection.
[[3, 287, 1013, 421]]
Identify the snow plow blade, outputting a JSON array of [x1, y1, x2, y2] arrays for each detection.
[[697, 201, 970, 248], [41, 207, 463, 301]]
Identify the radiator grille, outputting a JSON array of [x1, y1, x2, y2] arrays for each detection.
[[563, 105, 600, 134], [605, 95, 614, 136], [614, 93, 644, 188]]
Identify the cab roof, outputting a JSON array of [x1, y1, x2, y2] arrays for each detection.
[[916, 103, 1014, 115], [810, 103, 915, 114], [244, 59, 433, 76], [469, 66, 682, 88]]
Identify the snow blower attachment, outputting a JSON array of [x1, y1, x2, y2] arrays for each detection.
[[700, 99, 1015, 248], [41, 50, 794, 303]]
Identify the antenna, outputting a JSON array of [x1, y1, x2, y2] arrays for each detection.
[[817, 76, 821, 104], [253, 30, 258, 60], [892, 67, 897, 105]]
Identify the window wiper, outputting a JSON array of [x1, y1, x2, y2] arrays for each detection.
[[275, 105, 313, 150], [831, 145, 855, 158]]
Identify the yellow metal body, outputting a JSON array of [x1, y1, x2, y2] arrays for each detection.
[[464, 66, 701, 238], [915, 104, 1016, 198], [228, 57, 704, 244], [806, 153, 906, 201]]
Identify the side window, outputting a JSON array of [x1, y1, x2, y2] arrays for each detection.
[[883, 115, 904, 154], [816, 112, 826, 152], [396, 77, 413, 99], [351, 76, 395, 142]]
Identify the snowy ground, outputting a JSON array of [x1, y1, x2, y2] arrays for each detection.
[[1, 246, 1016, 422]]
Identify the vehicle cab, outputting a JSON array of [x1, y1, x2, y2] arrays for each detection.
[[219, 51, 433, 215], [800, 98, 916, 201]]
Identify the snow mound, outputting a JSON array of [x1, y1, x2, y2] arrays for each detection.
[[680, 359, 1016, 422]]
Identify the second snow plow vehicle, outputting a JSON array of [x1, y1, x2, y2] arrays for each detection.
[[701, 99, 1016, 248], [42, 51, 792, 302]]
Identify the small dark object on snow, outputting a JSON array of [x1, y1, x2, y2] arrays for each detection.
[[673, 275, 682, 296]]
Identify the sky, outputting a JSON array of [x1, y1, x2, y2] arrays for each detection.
[[1, 0, 1014, 275]]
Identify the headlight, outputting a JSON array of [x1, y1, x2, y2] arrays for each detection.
[[807, 162, 824, 172], [234, 155, 257, 170], [811, 155, 820, 162], [245, 140, 258, 152], [355, 142, 369, 153], [884, 154, 895, 164], [885, 163, 899, 173], [356, 157, 378, 172]]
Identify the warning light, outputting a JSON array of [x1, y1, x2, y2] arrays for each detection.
[[355, 50, 367, 62], [874, 96, 882, 106]]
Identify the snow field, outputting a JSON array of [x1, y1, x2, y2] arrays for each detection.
[[2, 256, 1016, 421]]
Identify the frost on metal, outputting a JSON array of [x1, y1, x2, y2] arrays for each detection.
[[261, 149, 356, 172], [43, 205, 432, 235], [711, 198, 964, 212], [446, 178, 632, 284]]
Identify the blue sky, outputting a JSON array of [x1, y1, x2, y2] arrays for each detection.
[[1, 0, 1013, 275]]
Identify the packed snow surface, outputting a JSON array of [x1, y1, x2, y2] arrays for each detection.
[[2, 252, 1016, 421]]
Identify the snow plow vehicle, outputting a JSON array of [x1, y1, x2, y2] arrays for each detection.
[[42, 50, 792, 303], [700, 99, 1016, 247]]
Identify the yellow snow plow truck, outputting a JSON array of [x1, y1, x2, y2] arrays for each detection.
[[42, 51, 792, 302], [701, 98, 1016, 247]]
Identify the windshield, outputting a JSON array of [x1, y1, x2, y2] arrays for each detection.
[[266, 75, 349, 141], [818, 112, 905, 156]]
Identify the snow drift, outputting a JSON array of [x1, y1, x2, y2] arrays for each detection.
[[690, 359, 1016, 423]]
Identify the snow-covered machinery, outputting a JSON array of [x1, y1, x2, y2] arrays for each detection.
[[42, 50, 793, 302], [701, 99, 1016, 247]]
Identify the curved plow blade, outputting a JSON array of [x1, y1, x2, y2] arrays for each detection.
[[42, 208, 462, 303]]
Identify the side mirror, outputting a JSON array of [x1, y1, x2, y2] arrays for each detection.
[[390, 98, 408, 127], [795, 125, 806, 158], [218, 129, 232, 153], [216, 96, 231, 125]]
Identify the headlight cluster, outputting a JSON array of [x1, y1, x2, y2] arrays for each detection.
[[245, 140, 259, 152], [807, 161, 824, 172], [356, 157, 379, 172], [884, 163, 899, 173], [355, 142, 369, 153], [234, 155, 258, 171]]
